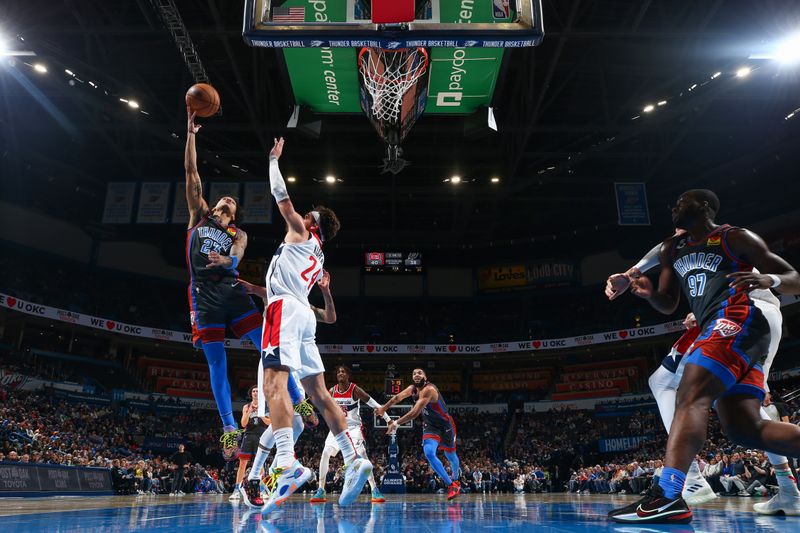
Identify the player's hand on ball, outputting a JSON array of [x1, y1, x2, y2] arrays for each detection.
[[270, 137, 285, 160], [629, 275, 654, 299], [605, 273, 630, 300], [206, 251, 231, 268], [187, 106, 201, 135]]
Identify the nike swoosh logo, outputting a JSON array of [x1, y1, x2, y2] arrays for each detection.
[[637, 499, 679, 516]]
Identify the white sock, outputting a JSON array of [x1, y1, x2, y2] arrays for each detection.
[[334, 431, 357, 464], [318, 447, 334, 491], [648, 365, 678, 433], [273, 427, 295, 469], [248, 431, 274, 481], [367, 470, 377, 491]]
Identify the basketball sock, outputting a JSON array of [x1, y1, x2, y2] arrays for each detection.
[[273, 427, 295, 470], [287, 373, 303, 406], [423, 439, 452, 486], [318, 447, 334, 491], [334, 432, 358, 464], [648, 365, 678, 434], [202, 341, 235, 429], [367, 469, 378, 491], [248, 439, 272, 482], [659, 467, 686, 499], [773, 463, 800, 496], [444, 451, 461, 482]]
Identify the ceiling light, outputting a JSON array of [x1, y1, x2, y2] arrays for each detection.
[[711, 71, 722, 79], [450, 176, 461, 184], [325, 176, 336, 183], [657, 100, 667, 106], [735, 67, 751, 78], [33, 63, 47, 73], [127, 100, 140, 109], [64, 69, 74, 76], [119, 98, 128, 103], [642, 104, 654, 113], [490, 177, 500, 183], [287, 176, 296, 182], [775, 33, 800, 64]]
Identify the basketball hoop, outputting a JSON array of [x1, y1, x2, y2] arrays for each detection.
[[358, 47, 429, 124]]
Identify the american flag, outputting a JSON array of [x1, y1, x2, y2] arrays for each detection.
[[272, 7, 306, 23]]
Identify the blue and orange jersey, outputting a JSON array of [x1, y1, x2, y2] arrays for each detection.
[[670, 224, 755, 328], [412, 382, 453, 429], [185, 211, 240, 280]]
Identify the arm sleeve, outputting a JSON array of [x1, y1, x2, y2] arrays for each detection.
[[632, 242, 662, 273], [366, 397, 392, 421], [269, 156, 289, 202]]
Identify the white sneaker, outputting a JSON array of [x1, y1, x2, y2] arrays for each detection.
[[753, 492, 800, 515], [339, 457, 373, 507], [229, 489, 241, 501], [263, 460, 313, 513], [169, 492, 176, 497], [682, 476, 717, 505]]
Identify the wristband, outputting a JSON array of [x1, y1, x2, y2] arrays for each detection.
[[767, 274, 781, 288], [226, 256, 239, 270]]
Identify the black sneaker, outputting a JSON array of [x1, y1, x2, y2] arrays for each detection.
[[608, 483, 692, 524], [241, 478, 264, 508]]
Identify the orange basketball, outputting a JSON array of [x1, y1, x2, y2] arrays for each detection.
[[185, 83, 220, 118]]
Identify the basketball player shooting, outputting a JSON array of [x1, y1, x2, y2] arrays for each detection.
[[184, 107, 263, 454], [309, 365, 391, 504], [377, 368, 462, 500], [249, 137, 372, 512], [608, 189, 800, 524]]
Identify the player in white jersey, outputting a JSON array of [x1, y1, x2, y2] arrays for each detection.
[[606, 233, 800, 515], [244, 137, 372, 512], [309, 365, 391, 504]]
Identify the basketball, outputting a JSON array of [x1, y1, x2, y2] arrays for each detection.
[[185, 83, 220, 117]]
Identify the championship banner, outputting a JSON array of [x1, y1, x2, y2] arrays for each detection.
[[136, 182, 171, 224], [101, 182, 136, 224], [171, 180, 204, 224], [2, 292, 798, 354], [243, 182, 272, 224], [615, 182, 650, 226], [208, 182, 241, 206]]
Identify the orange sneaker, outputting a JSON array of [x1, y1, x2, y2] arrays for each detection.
[[447, 481, 461, 500]]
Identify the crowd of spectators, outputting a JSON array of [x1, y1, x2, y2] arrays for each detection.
[[2, 368, 799, 497]]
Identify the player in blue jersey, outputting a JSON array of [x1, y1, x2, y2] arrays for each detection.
[[609, 189, 800, 524], [377, 368, 461, 500]]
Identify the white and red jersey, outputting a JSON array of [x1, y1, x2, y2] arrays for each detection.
[[265, 231, 324, 305], [330, 382, 362, 428]]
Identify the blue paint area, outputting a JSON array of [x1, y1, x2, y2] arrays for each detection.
[[0, 496, 796, 532]]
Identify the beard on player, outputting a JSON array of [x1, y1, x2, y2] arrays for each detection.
[[671, 189, 719, 230]]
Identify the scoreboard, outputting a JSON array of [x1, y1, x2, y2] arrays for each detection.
[[364, 252, 423, 274], [384, 378, 403, 396]]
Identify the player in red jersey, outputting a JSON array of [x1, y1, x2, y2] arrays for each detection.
[[609, 189, 800, 524], [377, 368, 462, 500]]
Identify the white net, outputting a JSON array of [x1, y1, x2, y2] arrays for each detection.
[[358, 47, 429, 124]]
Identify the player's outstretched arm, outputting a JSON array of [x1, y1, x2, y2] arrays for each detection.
[[238, 279, 267, 301], [387, 387, 435, 435], [629, 240, 681, 314], [725, 228, 800, 294], [376, 385, 414, 417], [354, 386, 392, 422], [310, 272, 336, 324], [185, 106, 209, 227], [268, 137, 306, 241], [605, 240, 670, 300]]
